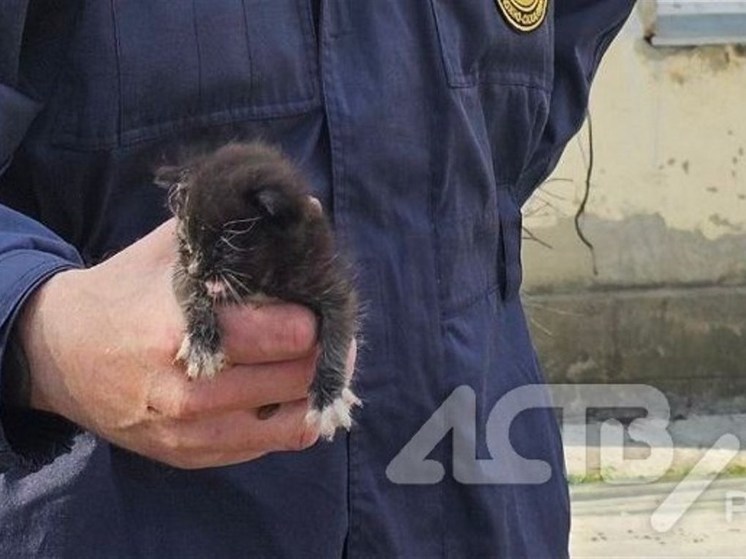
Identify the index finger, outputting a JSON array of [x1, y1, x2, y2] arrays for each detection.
[[218, 302, 318, 364]]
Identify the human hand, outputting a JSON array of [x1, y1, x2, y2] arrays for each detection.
[[17, 219, 355, 468]]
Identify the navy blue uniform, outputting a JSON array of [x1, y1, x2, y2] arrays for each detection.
[[0, 1, 634, 557]]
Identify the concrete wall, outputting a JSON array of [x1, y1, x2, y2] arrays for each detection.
[[523, 6, 746, 415]]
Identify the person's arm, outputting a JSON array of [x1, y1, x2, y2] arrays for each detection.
[[0, 208, 85, 471], [16, 221, 337, 470], [0, 4, 335, 473], [515, 0, 637, 206], [1, 178, 332, 475]]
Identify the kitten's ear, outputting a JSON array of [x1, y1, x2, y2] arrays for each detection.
[[155, 165, 190, 217], [153, 165, 183, 189], [256, 188, 291, 218], [307, 196, 323, 217]]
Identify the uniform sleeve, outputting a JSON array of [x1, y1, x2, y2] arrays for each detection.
[[514, 0, 636, 206], [0, 2, 84, 472], [0, 1, 43, 174]]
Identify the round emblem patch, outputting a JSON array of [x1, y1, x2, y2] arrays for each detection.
[[495, 0, 548, 32]]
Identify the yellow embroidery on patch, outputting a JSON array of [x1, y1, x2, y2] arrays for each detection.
[[495, 0, 548, 32]]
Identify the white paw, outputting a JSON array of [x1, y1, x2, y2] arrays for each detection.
[[175, 335, 192, 363], [305, 389, 361, 441], [341, 387, 362, 409], [176, 336, 225, 380]]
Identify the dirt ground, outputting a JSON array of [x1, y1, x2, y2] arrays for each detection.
[[571, 478, 746, 558], [566, 414, 746, 557]]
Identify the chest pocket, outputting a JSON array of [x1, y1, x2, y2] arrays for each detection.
[[51, 0, 319, 149], [428, 1, 553, 310], [429, 0, 552, 89]]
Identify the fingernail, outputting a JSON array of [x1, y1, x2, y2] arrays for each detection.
[[257, 403, 281, 420]]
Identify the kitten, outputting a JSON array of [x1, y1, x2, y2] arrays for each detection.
[[155, 142, 360, 439]]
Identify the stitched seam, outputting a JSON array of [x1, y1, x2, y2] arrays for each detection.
[[296, 0, 318, 101], [449, 75, 552, 92], [51, 98, 320, 151], [425, 7, 450, 551], [428, 0, 456, 89], [191, 0, 203, 109], [110, 0, 123, 147], [318, 4, 357, 554], [240, 0, 254, 97]]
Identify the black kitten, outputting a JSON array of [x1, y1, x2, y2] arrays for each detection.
[[155, 142, 360, 439]]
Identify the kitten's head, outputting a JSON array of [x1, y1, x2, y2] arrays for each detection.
[[156, 142, 323, 297]]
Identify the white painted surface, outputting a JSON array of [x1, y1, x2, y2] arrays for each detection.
[[523, 7, 746, 288]]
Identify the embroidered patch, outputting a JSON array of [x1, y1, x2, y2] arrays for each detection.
[[495, 0, 548, 32]]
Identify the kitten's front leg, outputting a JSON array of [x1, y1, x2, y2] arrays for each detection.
[[174, 274, 226, 379], [307, 294, 360, 439]]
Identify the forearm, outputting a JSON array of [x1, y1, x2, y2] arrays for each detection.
[[0, 206, 83, 403], [0, 205, 83, 471], [12, 270, 77, 416]]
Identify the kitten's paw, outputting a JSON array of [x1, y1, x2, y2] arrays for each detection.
[[175, 335, 192, 363], [341, 387, 362, 409], [176, 336, 226, 379], [305, 389, 361, 441]]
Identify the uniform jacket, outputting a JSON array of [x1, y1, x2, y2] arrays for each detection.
[[0, 1, 634, 557]]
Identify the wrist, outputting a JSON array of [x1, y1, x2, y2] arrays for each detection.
[[1, 269, 87, 471], [16, 269, 81, 419]]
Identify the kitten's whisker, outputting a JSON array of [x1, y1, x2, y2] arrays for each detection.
[[223, 268, 253, 280], [227, 278, 250, 298], [222, 272, 248, 303], [224, 216, 261, 227], [230, 270, 249, 288], [223, 221, 258, 237], [226, 283, 241, 304], [220, 272, 243, 304], [220, 234, 245, 253]]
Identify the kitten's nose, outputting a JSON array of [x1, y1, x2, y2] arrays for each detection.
[[205, 278, 225, 297]]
